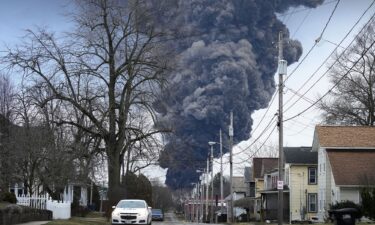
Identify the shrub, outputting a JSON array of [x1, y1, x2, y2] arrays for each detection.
[[1, 192, 17, 204], [361, 187, 375, 220], [71, 198, 90, 217]]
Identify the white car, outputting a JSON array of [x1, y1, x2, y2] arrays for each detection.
[[111, 199, 152, 225]]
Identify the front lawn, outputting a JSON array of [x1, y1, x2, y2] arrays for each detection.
[[46, 217, 109, 225]]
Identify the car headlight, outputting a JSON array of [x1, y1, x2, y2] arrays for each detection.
[[138, 210, 147, 217], [112, 211, 120, 217]]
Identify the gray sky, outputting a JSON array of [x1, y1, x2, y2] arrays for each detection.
[[1, 0, 374, 180]]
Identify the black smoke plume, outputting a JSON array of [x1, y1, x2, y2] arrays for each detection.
[[153, 0, 324, 189]]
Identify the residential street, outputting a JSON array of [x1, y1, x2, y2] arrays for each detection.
[[153, 212, 225, 225]]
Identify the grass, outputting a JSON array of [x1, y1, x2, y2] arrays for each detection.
[[46, 217, 110, 225]]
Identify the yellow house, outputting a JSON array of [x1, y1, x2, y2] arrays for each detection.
[[284, 147, 318, 223]]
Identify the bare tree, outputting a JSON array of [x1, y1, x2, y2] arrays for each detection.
[[0, 73, 15, 119], [3, 0, 170, 206], [0, 74, 16, 192], [319, 20, 375, 125]]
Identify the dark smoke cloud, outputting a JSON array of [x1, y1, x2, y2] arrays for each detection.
[[153, 0, 324, 189]]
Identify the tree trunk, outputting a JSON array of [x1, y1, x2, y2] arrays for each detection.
[[106, 144, 122, 210]]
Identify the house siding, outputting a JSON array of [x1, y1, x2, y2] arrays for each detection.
[[318, 148, 327, 221], [253, 178, 264, 221], [326, 150, 332, 212], [288, 165, 318, 222], [255, 179, 264, 197]]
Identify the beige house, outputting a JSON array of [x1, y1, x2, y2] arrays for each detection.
[[312, 126, 375, 221], [284, 147, 318, 223]]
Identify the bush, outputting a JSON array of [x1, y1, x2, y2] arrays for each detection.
[[71, 198, 90, 217], [0, 192, 17, 204], [361, 187, 375, 220], [0, 204, 52, 225], [330, 200, 363, 219]]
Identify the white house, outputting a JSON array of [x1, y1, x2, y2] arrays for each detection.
[[312, 126, 375, 221]]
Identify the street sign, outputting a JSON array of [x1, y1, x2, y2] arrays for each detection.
[[277, 180, 284, 190]]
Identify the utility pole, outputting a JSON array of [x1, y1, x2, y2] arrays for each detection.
[[277, 31, 287, 225], [201, 172, 204, 223], [192, 187, 195, 222], [210, 144, 214, 223], [229, 111, 234, 223], [219, 129, 224, 216], [206, 157, 209, 223], [196, 182, 200, 223]]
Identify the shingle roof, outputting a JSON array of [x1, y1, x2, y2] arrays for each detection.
[[252, 158, 278, 180], [327, 149, 375, 186], [284, 147, 317, 164], [315, 126, 375, 148]]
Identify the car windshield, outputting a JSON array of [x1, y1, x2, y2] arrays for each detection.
[[152, 209, 162, 214], [117, 200, 146, 208]]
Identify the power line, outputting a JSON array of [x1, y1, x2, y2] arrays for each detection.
[[284, 0, 341, 83], [232, 125, 278, 165], [318, 0, 341, 41], [291, 9, 312, 39], [284, 4, 375, 113], [233, 0, 342, 158], [284, 37, 375, 122], [232, 114, 277, 156]]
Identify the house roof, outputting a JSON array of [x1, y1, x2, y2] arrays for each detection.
[[314, 126, 375, 148], [252, 158, 278, 180], [327, 149, 375, 186], [284, 147, 317, 164]]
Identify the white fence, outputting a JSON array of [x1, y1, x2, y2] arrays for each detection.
[[17, 194, 71, 219]]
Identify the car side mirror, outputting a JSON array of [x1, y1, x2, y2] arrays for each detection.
[[148, 207, 152, 210], [112, 206, 116, 209]]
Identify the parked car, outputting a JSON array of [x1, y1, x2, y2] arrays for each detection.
[[151, 209, 164, 221], [111, 199, 152, 225]]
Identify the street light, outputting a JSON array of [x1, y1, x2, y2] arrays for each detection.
[[196, 170, 204, 223], [208, 129, 224, 219], [208, 142, 215, 223]]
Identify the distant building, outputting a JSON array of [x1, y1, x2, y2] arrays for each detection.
[[225, 176, 247, 221]]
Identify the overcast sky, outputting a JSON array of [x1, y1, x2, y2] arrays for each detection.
[[232, 0, 374, 175], [1, 0, 373, 181]]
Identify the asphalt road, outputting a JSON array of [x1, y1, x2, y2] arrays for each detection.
[[153, 212, 225, 225]]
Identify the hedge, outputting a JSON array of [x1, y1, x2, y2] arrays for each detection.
[[0, 203, 52, 225]]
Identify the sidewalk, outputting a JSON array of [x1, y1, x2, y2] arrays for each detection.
[[16, 221, 49, 225]]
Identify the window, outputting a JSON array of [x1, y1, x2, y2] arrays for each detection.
[[308, 193, 317, 212], [308, 167, 317, 184]]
